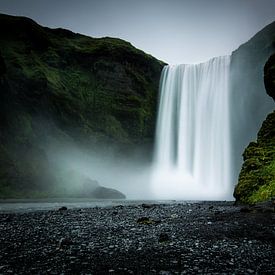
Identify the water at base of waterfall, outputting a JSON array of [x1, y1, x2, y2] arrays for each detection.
[[152, 56, 233, 200]]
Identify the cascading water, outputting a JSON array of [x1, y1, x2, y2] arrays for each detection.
[[151, 56, 233, 200]]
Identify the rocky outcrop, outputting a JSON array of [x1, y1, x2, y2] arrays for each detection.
[[234, 112, 275, 203], [80, 178, 126, 199], [230, 21, 275, 182], [89, 186, 126, 199], [0, 13, 164, 198], [264, 54, 275, 100], [0, 14, 164, 145], [234, 54, 275, 204]]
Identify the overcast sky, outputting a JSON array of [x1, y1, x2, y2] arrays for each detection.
[[0, 0, 274, 64]]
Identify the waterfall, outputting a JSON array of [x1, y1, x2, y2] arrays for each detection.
[[151, 56, 232, 200]]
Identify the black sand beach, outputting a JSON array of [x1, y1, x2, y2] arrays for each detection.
[[0, 201, 274, 274]]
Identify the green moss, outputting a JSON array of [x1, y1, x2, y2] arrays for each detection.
[[234, 111, 275, 204], [0, 13, 165, 198], [234, 52, 275, 204], [0, 13, 164, 140], [248, 180, 275, 204], [103, 115, 128, 142]]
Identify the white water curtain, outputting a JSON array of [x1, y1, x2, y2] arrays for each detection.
[[152, 56, 232, 200]]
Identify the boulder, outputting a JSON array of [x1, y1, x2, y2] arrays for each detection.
[[89, 186, 126, 199], [82, 178, 100, 194]]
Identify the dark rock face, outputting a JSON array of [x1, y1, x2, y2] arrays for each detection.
[[234, 55, 275, 204], [264, 54, 275, 100], [0, 51, 6, 76], [0, 13, 164, 198], [230, 21, 275, 183]]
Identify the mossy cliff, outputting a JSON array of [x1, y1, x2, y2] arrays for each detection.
[[0, 14, 164, 144], [0, 14, 164, 197], [234, 54, 275, 204], [230, 21, 275, 182]]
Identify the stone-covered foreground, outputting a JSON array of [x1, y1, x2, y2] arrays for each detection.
[[0, 202, 274, 274]]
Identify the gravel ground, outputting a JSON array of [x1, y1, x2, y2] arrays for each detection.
[[0, 201, 274, 274]]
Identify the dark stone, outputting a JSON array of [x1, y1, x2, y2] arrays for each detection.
[[262, 207, 274, 213], [137, 217, 151, 224], [58, 237, 73, 249], [137, 217, 160, 225], [264, 54, 275, 101], [0, 202, 274, 273], [114, 205, 124, 209], [58, 206, 68, 211], [3, 216, 12, 222], [158, 233, 170, 243], [240, 207, 252, 213], [141, 203, 154, 209]]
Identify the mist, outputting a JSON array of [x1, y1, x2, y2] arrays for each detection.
[[42, 136, 154, 200], [31, 35, 274, 202], [0, 3, 274, 202], [0, 2, 274, 273]]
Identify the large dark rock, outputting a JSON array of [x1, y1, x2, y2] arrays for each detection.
[[80, 178, 126, 199], [230, 21, 275, 183], [264, 54, 275, 100], [89, 186, 126, 199]]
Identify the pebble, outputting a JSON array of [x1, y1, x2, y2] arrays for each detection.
[[58, 206, 68, 211], [0, 202, 273, 274], [159, 233, 170, 243]]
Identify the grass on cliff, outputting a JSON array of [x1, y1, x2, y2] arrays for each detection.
[[234, 111, 275, 204], [0, 13, 164, 198], [0, 16, 162, 142]]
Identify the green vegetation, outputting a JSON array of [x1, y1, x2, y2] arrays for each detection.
[[0, 13, 164, 143], [0, 13, 164, 198], [234, 112, 275, 203], [1, 13, 274, 201], [234, 54, 275, 204]]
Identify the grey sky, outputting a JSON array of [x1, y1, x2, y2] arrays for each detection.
[[0, 0, 274, 64]]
